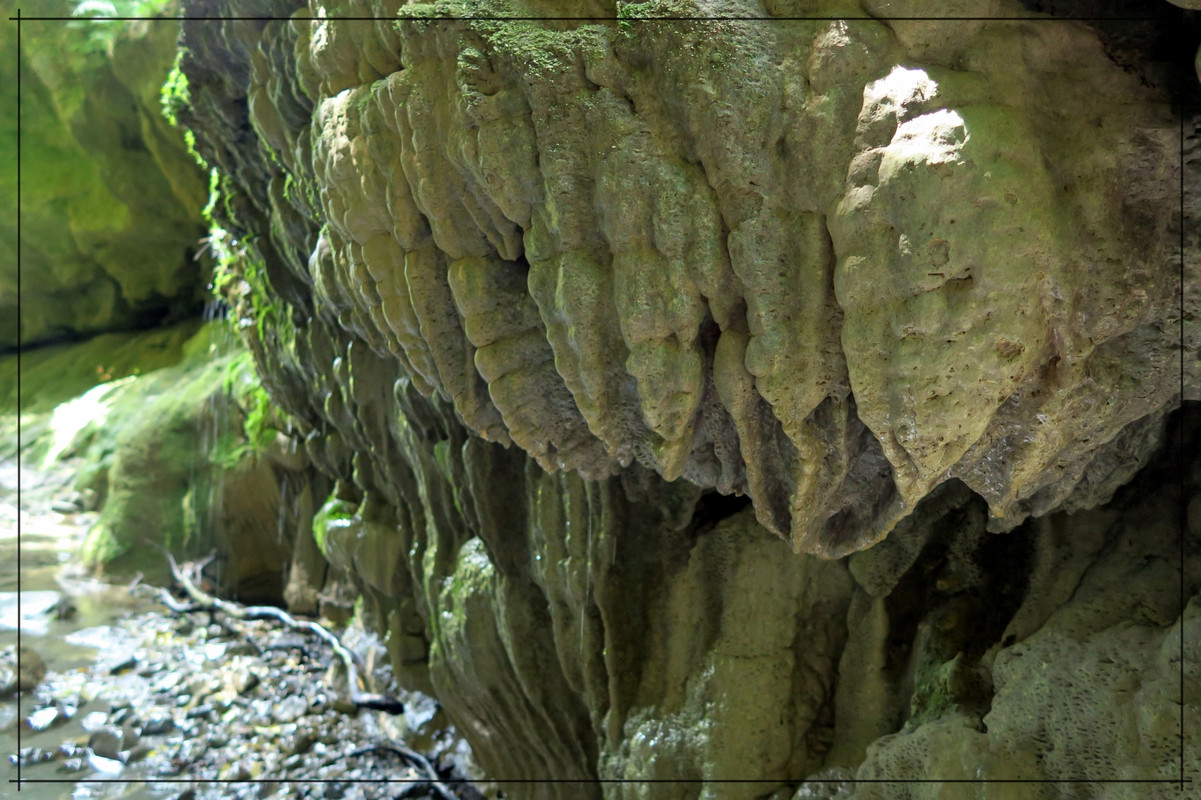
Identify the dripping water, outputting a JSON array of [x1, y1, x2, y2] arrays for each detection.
[[191, 297, 236, 590]]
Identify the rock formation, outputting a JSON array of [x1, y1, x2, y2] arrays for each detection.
[[166, 0, 1198, 796], [1, 1, 209, 350]]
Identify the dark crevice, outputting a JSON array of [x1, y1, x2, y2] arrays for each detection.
[[686, 490, 752, 539]]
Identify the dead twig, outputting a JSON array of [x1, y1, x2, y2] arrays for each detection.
[[347, 743, 459, 800], [165, 553, 404, 715]]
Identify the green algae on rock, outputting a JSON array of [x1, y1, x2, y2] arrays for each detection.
[[0, 0, 209, 351]]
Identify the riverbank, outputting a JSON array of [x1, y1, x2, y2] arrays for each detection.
[[2, 451, 493, 800]]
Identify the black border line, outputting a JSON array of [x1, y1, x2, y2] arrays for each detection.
[[14, 6, 22, 794], [10, 777, 1198, 785], [7, 6, 1195, 795], [1179, 103, 1189, 798]]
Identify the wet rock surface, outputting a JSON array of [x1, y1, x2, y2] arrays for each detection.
[[6, 609, 489, 800]]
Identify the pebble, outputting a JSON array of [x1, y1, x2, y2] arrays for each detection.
[[231, 667, 260, 694], [88, 725, 125, 760], [125, 743, 154, 763], [287, 728, 317, 756], [51, 499, 81, 514], [140, 710, 176, 736], [186, 703, 216, 720], [26, 706, 61, 731], [57, 757, 87, 773], [0, 645, 46, 696], [80, 710, 109, 733], [86, 751, 124, 775], [13, 746, 55, 766], [271, 695, 308, 724]]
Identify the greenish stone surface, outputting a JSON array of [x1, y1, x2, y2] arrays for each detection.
[[0, 0, 209, 350], [166, 2, 1199, 797]]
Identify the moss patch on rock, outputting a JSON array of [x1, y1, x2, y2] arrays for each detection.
[[0, 0, 210, 350]]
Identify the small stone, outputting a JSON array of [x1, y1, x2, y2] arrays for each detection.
[[140, 710, 176, 736], [231, 668, 259, 694], [137, 662, 164, 678], [49, 596, 77, 620], [86, 751, 124, 775], [88, 725, 125, 760], [187, 675, 214, 698], [186, 703, 216, 720], [287, 728, 317, 756], [219, 760, 251, 781], [57, 757, 87, 774], [151, 671, 183, 692], [81, 711, 109, 733], [0, 645, 46, 697], [26, 706, 60, 731], [57, 742, 85, 759], [271, 695, 308, 724], [13, 747, 54, 766], [107, 655, 138, 675], [122, 718, 141, 748], [124, 743, 154, 764], [51, 499, 81, 514]]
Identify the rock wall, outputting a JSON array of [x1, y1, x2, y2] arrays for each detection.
[[1, 0, 210, 351], [173, 1, 1199, 796]]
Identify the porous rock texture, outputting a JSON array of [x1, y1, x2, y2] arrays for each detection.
[[174, 0, 1199, 796], [0, 1, 209, 350]]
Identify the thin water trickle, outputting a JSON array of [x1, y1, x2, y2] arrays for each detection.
[[190, 299, 238, 588]]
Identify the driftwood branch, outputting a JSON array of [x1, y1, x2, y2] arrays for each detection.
[[164, 553, 405, 715]]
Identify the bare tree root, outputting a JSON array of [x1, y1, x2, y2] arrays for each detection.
[[163, 553, 405, 715], [348, 743, 461, 800]]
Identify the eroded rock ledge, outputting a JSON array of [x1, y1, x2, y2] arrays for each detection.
[[182, 0, 1186, 558], [173, 1, 1199, 796]]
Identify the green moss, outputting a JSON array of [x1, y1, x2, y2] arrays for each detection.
[[0, 321, 203, 416], [313, 491, 358, 557], [159, 48, 190, 127]]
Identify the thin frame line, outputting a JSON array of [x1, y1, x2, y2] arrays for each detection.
[[14, 5, 22, 794], [7, 6, 1195, 792], [8, 778, 1197, 785], [4, 15, 1170, 22], [1179, 104, 1189, 795]]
